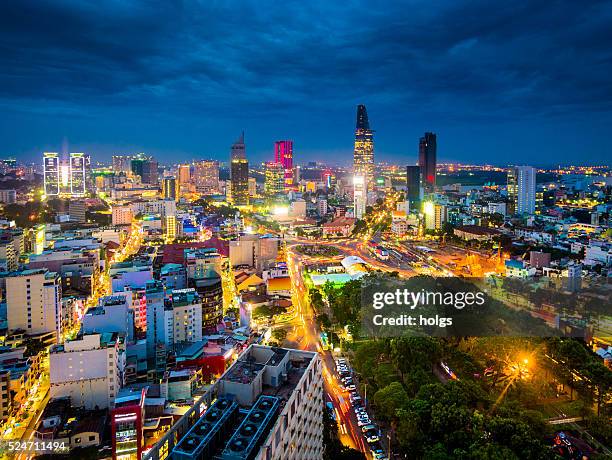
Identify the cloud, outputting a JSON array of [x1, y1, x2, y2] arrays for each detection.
[[1, 0, 611, 162]]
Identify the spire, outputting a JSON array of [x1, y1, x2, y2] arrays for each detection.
[[356, 104, 370, 130], [236, 131, 244, 145]]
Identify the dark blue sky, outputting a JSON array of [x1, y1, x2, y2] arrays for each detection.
[[1, 0, 611, 166]]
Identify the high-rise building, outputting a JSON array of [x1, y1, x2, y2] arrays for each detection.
[[6, 269, 62, 339], [69, 152, 87, 196], [131, 155, 158, 185], [507, 167, 518, 215], [418, 132, 437, 194], [167, 345, 323, 460], [112, 155, 133, 174], [516, 166, 536, 215], [353, 104, 374, 188], [274, 140, 294, 189], [406, 165, 422, 211], [229, 132, 249, 206], [353, 174, 366, 219], [178, 164, 191, 186], [193, 267, 223, 333], [264, 161, 284, 199], [162, 176, 179, 201], [193, 160, 219, 194], [43, 152, 60, 196]]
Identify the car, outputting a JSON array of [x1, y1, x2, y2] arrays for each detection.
[[346, 383, 356, 391], [369, 442, 386, 459], [361, 424, 377, 433], [350, 396, 363, 407], [365, 432, 380, 443], [357, 417, 371, 427]]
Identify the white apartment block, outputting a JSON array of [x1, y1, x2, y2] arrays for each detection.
[[49, 332, 125, 409], [170, 345, 323, 460], [5, 269, 62, 339]]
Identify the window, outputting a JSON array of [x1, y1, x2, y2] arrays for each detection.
[[89, 435, 96, 442]]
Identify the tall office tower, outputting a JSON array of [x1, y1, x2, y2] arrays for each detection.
[[43, 152, 60, 196], [418, 132, 437, 194], [353, 104, 374, 188], [506, 168, 518, 215], [353, 174, 366, 219], [6, 269, 62, 339], [274, 140, 294, 189], [69, 152, 87, 196], [406, 165, 422, 211], [112, 155, 132, 174], [516, 165, 536, 215], [193, 160, 219, 194], [162, 176, 179, 201], [142, 158, 158, 185], [229, 132, 249, 206], [178, 163, 190, 186], [264, 162, 284, 199], [131, 154, 158, 185]]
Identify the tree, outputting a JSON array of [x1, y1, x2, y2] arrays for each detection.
[[272, 328, 288, 342], [372, 381, 409, 421]]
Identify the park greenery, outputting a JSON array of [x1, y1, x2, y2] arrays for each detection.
[[307, 272, 612, 458]]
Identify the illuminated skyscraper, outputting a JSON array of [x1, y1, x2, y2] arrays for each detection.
[[274, 140, 294, 189], [131, 154, 158, 185], [353, 174, 366, 219], [193, 160, 219, 194], [353, 105, 374, 188], [229, 132, 249, 206], [506, 168, 518, 215], [515, 166, 536, 215], [43, 152, 60, 196], [178, 164, 190, 186], [69, 152, 86, 196], [162, 176, 179, 201], [264, 162, 284, 199], [112, 155, 132, 174], [418, 132, 437, 194]]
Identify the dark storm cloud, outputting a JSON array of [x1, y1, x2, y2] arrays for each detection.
[[1, 0, 611, 162]]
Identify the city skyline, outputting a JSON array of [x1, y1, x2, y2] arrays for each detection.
[[1, 1, 612, 166]]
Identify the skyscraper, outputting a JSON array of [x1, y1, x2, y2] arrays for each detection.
[[515, 166, 536, 215], [229, 132, 249, 206], [162, 176, 179, 201], [112, 155, 132, 174], [193, 160, 219, 194], [406, 165, 422, 210], [264, 162, 284, 199], [274, 140, 294, 190], [43, 152, 60, 196], [418, 132, 437, 194], [506, 168, 518, 215], [178, 164, 190, 186], [353, 174, 366, 219], [131, 154, 158, 185], [353, 105, 374, 188], [69, 152, 86, 196]]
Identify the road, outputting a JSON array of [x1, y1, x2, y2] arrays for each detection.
[[2, 219, 144, 449], [285, 247, 376, 459]]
